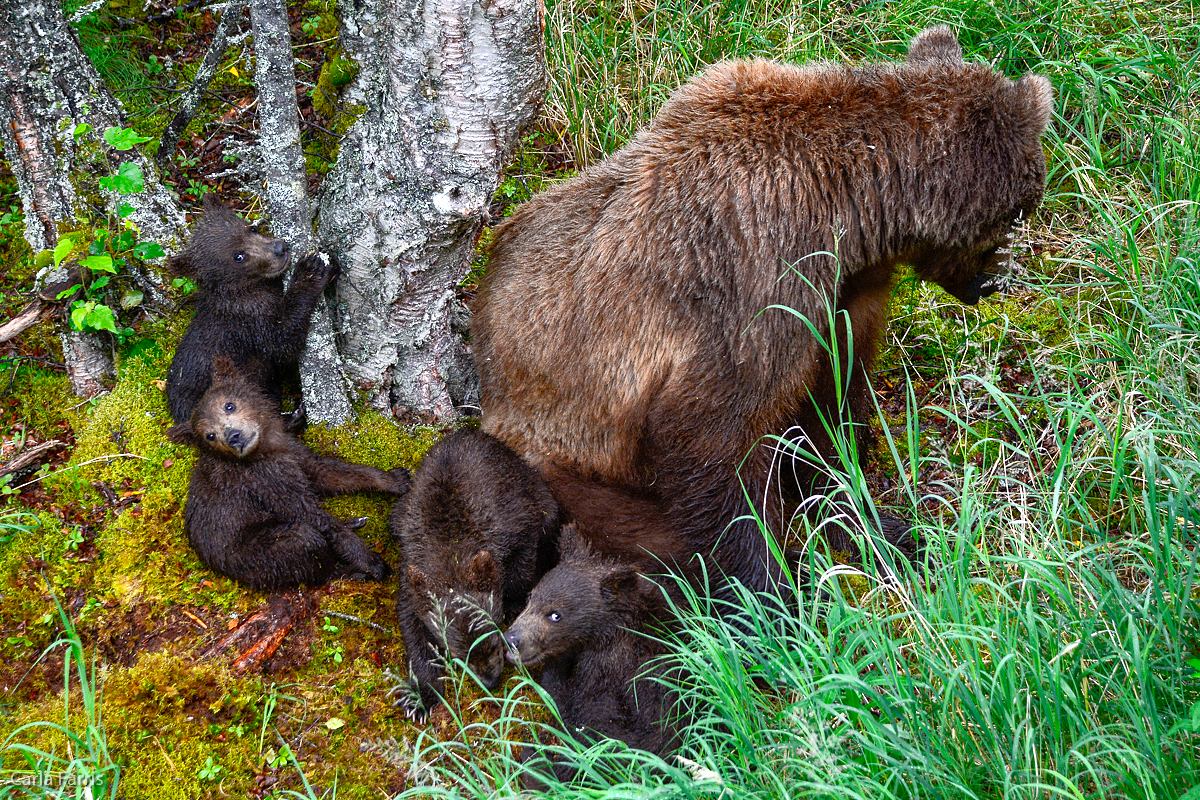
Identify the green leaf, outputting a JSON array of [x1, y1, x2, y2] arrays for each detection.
[[90, 276, 111, 292], [80, 254, 116, 274], [132, 241, 166, 259], [84, 303, 118, 334], [70, 300, 91, 331], [102, 126, 152, 151], [117, 202, 136, 218], [98, 162, 145, 194], [72, 123, 92, 140], [53, 236, 76, 268], [56, 284, 83, 301], [120, 289, 144, 309]]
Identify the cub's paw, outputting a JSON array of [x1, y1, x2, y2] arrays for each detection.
[[296, 252, 339, 289], [345, 549, 391, 582], [388, 466, 412, 495], [386, 676, 431, 724], [282, 401, 307, 434]]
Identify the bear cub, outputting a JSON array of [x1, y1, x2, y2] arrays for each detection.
[[390, 429, 560, 722], [504, 523, 682, 783], [167, 356, 410, 591], [166, 193, 336, 426]]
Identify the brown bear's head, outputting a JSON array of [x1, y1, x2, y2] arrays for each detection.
[[902, 25, 1054, 304], [169, 194, 292, 285], [166, 356, 283, 460], [503, 523, 653, 669], [406, 552, 507, 689]]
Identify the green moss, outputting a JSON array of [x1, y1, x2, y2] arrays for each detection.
[[0, 512, 77, 664], [303, 410, 439, 471]]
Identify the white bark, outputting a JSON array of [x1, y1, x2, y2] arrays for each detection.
[[248, 0, 355, 424], [0, 0, 185, 397], [317, 0, 546, 421]]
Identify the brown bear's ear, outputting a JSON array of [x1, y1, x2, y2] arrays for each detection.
[[466, 550, 499, 592], [210, 355, 239, 383], [906, 25, 963, 65], [167, 252, 193, 277], [1010, 74, 1055, 137], [555, 522, 588, 560], [166, 423, 198, 447]]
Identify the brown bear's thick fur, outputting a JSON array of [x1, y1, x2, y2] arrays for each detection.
[[166, 193, 336, 425], [503, 524, 681, 784], [472, 26, 1054, 597], [389, 429, 560, 722], [167, 357, 410, 591]]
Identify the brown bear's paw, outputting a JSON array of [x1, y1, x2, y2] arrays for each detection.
[[282, 400, 307, 434], [340, 549, 391, 582]]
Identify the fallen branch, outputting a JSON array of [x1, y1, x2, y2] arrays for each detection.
[[0, 301, 46, 344], [0, 439, 66, 477]]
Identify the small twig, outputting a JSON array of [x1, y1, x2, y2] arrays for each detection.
[[321, 610, 391, 634], [12, 453, 149, 491], [157, 0, 250, 163]]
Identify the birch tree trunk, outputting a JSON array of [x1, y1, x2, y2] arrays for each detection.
[[316, 0, 546, 421], [0, 0, 185, 396], [248, 0, 355, 424]]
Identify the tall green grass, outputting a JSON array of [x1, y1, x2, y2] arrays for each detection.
[[0, 593, 120, 799], [388, 1, 1200, 797]]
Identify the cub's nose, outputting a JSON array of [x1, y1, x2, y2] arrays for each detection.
[[273, 240, 290, 257], [503, 632, 520, 661], [225, 429, 244, 449]]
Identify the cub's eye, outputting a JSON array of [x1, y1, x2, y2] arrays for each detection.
[[547, 612, 561, 623], [224, 402, 236, 413], [205, 432, 216, 441], [234, 253, 245, 263]]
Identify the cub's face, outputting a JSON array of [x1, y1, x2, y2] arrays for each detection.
[[230, 223, 292, 281], [504, 559, 630, 669], [169, 195, 291, 282], [190, 390, 263, 460], [419, 589, 506, 688], [406, 558, 505, 688]]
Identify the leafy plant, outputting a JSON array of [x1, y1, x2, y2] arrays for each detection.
[[36, 126, 166, 345]]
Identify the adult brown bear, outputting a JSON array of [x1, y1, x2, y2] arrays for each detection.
[[472, 27, 1053, 597]]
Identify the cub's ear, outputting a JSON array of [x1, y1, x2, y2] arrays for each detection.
[[555, 522, 590, 560], [906, 24, 963, 65], [599, 567, 643, 603], [167, 252, 193, 277], [201, 192, 224, 213], [466, 550, 500, 592], [166, 423, 198, 447], [210, 355, 239, 383], [406, 564, 432, 604]]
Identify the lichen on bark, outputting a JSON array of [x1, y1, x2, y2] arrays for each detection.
[[316, 0, 547, 422]]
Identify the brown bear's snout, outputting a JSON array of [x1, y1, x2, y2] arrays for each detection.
[[503, 631, 522, 663]]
